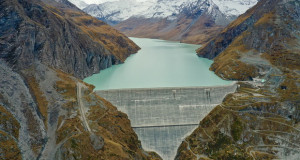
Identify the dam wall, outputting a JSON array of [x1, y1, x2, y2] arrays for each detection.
[[96, 82, 237, 160]]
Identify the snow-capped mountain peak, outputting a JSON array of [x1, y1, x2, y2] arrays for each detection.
[[212, 0, 258, 16], [66, 0, 259, 27], [82, 0, 202, 24], [68, 0, 88, 9], [75, 0, 258, 25]]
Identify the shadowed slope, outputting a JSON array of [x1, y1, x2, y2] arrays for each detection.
[[0, 0, 139, 79], [0, 0, 162, 159]]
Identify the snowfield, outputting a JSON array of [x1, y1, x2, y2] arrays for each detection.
[[69, 0, 258, 23]]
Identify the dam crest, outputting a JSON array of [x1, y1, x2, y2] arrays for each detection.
[[96, 82, 238, 160]]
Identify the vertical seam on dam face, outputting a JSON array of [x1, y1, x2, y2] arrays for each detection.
[[96, 83, 237, 160]]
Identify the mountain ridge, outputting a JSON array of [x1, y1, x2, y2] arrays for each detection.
[[176, 0, 300, 159], [0, 0, 161, 159], [76, 0, 258, 44], [114, 0, 233, 44], [80, 0, 257, 24], [1, 0, 140, 79]]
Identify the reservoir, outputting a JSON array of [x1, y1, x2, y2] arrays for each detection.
[[84, 38, 231, 90], [85, 37, 237, 159]]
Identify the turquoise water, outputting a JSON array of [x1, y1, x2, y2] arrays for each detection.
[[84, 38, 231, 90]]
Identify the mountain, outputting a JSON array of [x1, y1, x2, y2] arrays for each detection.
[[68, 0, 88, 9], [176, 0, 300, 159], [83, 0, 157, 25], [1, 0, 140, 79], [115, 0, 235, 44], [80, 0, 258, 44], [82, 0, 257, 25], [213, 0, 259, 17], [0, 0, 161, 159], [83, 0, 197, 25]]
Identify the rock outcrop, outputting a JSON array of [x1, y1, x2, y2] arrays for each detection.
[[0, 0, 161, 159], [0, 0, 139, 79], [176, 0, 300, 159]]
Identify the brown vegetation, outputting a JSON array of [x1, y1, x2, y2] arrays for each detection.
[[115, 15, 225, 45], [177, 0, 300, 159], [26, 76, 49, 128], [176, 81, 298, 159], [0, 130, 21, 160], [0, 105, 21, 160], [54, 70, 161, 159], [62, 9, 140, 62]]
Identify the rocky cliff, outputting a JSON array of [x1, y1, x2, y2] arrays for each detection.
[[197, 0, 275, 59], [0, 0, 139, 79], [176, 0, 300, 159], [0, 0, 161, 159]]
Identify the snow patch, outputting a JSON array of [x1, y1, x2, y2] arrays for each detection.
[[76, 0, 259, 23], [212, 0, 258, 16]]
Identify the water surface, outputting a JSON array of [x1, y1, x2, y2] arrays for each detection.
[[84, 38, 231, 90]]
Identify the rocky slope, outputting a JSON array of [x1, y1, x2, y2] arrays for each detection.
[[0, 0, 161, 159], [115, 0, 234, 44], [0, 0, 139, 79], [80, 0, 258, 44], [114, 0, 258, 44], [176, 0, 300, 159]]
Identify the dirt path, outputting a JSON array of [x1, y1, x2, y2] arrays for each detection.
[[77, 82, 91, 132], [184, 139, 200, 160]]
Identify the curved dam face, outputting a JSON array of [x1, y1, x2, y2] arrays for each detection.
[[96, 83, 237, 160]]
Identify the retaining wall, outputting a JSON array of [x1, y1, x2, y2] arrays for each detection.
[[96, 82, 237, 159]]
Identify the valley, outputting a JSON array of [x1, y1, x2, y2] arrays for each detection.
[[79, 0, 258, 44], [84, 38, 232, 90], [96, 84, 238, 160], [84, 37, 236, 159], [0, 0, 299, 160]]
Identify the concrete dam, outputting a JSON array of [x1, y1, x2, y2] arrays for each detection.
[[96, 82, 237, 160]]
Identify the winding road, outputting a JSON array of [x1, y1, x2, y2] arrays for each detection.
[[77, 82, 91, 132]]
